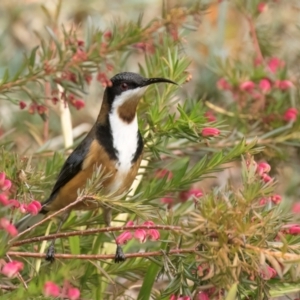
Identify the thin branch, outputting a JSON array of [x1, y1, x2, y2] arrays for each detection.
[[7, 248, 197, 260], [0, 284, 17, 291], [245, 14, 264, 62], [12, 225, 181, 247], [9, 195, 94, 243]]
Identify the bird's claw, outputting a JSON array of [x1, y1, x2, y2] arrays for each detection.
[[114, 245, 126, 263], [45, 244, 56, 263]]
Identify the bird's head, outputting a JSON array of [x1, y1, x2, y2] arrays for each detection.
[[103, 72, 177, 123]]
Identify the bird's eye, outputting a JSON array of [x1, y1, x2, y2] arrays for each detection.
[[121, 82, 128, 91]]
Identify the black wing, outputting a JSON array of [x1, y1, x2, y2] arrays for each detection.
[[43, 134, 93, 205]]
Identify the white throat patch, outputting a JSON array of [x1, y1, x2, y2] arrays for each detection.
[[111, 87, 147, 111], [108, 87, 146, 180]]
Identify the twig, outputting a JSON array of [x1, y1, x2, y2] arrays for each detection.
[[245, 14, 264, 62], [12, 225, 181, 247], [0, 284, 17, 291], [9, 195, 94, 243], [7, 248, 197, 260]]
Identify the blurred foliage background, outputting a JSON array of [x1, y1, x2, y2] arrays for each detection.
[[1, 0, 300, 299]]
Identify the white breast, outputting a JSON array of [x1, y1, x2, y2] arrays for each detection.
[[108, 109, 138, 193]]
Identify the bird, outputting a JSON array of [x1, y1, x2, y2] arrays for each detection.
[[16, 72, 177, 262]]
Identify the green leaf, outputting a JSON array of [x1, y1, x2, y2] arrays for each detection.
[[46, 26, 63, 59], [225, 282, 238, 300], [29, 46, 39, 69]]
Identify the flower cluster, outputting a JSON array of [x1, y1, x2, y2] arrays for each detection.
[[116, 221, 160, 245], [216, 56, 297, 124], [44, 281, 80, 300]]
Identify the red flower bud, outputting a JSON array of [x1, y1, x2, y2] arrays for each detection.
[[284, 108, 298, 122], [67, 287, 80, 300], [72, 99, 85, 110], [216, 78, 231, 91], [201, 127, 220, 137], [259, 79, 271, 93], [257, 2, 267, 13], [44, 281, 60, 297], [116, 231, 133, 245], [1, 261, 23, 278], [256, 162, 271, 175], [134, 229, 147, 243], [262, 173, 272, 183], [1, 179, 12, 191], [204, 111, 216, 122], [288, 225, 300, 235], [275, 80, 293, 90], [239, 81, 255, 92], [19, 101, 27, 110], [271, 194, 282, 204], [267, 57, 285, 73]]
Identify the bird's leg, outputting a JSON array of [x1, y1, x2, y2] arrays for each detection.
[[103, 207, 126, 263], [45, 211, 69, 263]]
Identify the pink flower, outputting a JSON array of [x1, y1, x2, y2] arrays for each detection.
[[256, 162, 271, 175], [261, 265, 277, 280], [239, 81, 255, 92], [143, 220, 155, 226], [161, 195, 174, 205], [262, 173, 272, 183], [0, 218, 10, 229], [170, 295, 177, 300], [267, 57, 285, 73], [288, 225, 300, 235], [1, 179, 11, 191], [178, 296, 191, 300], [134, 229, 147, 243], [179, 188, 203, 202], [197, 292, 210, 300], [147, 229, 160, 241], [67, 287, 80, 300], [0, 218, 18, 236], [155, 169, 173, 180], [8, 199, 20, 208], [19, 101, 27, 110], [6, 224, 18, 237], [204, 111, 216, 122], [271, 194, 282, 205], [103, 31, 112, 40], [216, 78, 231, 91], [259, 198, 269, 206], [292, 203, 300, 213], [257, 2, 267, 13], [0, 194, 9, 206], [259, 79, 271, 93], [126, 220, 134, 227], [2, 261, 23, 278], [44, 281, 60, 297], [19, 204, 27, 213], [201, 127, 220, 137], [116, 231, 133, 245], [27, 200, 42, 215], [72, 99, 85, 110], [284, 108, 298, 122], [275, 80, 293, 90]]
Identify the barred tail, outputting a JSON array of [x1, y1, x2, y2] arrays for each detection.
[[15, 213, 46, 233]]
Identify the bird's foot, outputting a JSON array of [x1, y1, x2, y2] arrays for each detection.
[[45, 244, 56, 263], [114, 245, 126, 263]]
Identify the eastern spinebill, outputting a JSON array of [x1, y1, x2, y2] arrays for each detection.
[[16, 72, 177, 262]]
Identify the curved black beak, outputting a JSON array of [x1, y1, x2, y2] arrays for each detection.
[[144, 77, 178, 86]]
